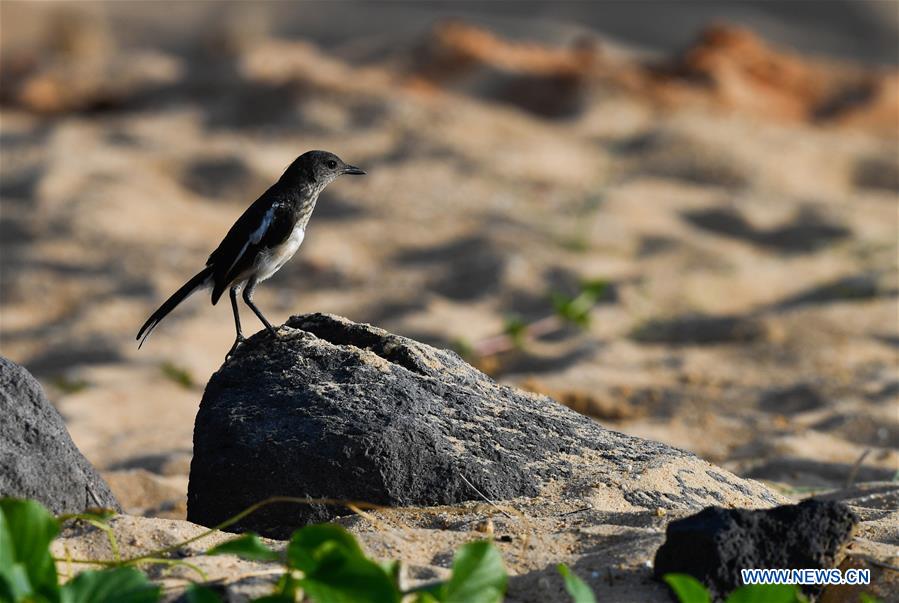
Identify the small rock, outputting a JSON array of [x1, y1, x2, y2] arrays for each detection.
[[758, 383, 826, 414], [631, 313, 767, 345], [653, 499, 858, 601]]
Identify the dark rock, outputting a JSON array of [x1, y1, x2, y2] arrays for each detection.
[[631, 314, 767, 345], [772, 273, 889, 310], [654, 499, 858, 601], [395, 235, 507, 301], [411, 22, 595, 120], [853, 155, 899, 193], [683, 206, 851, 254], [620, 131, 751, 189], [188, 313, 779, 538], [758, 383, 826, 414], [180, 155, 268, 201], [811, 413, 899, 448], [203, 81, 303, 132], [485, 343, 599, 376], [637, 235, 679, 257], [0, 166, 44, 201], [814, 482, 899, 512], [744, 458, 896, 490], [24, 340, 124, 378], [0, 356, 120, 513], [868, 380, 899, 403]]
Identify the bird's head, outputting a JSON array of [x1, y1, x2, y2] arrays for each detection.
[[282, 150, 365, 190]]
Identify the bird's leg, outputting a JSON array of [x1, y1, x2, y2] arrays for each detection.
[[243, 277, 277, 337], [225, 285, 245, 359]]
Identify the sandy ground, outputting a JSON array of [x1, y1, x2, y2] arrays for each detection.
[[1, 0, 897, 538]]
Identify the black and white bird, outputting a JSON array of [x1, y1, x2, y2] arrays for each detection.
[[137, 150, 365, 357]]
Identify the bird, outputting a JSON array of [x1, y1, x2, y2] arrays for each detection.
[[136, 150, 365, 358]]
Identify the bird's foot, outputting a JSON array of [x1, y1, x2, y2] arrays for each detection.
[[225, 335, 246, 361]]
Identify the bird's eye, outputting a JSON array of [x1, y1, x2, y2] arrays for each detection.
[[327, 160, 337, 169]]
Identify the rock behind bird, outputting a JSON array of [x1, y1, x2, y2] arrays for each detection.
[[187, 313, 780, 538]]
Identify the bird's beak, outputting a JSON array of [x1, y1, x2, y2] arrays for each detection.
[[343, 165, 366, 175]]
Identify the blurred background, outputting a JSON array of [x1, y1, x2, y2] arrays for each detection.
[[1, 0, 897, 518]]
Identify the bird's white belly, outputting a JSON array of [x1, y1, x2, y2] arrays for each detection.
[[256, 227, 305, 282]]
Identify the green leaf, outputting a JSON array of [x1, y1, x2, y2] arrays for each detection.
[[502, 316, 528, 349], [51, 376, 90, 395], [551, 293, 591, 327], [0, 564, 35, 602], [442, 541, 506, 603], [663, 574, 711, 603], [380, 559, 401, 587], [206, 533, 279, 562], [452, 338, 474, 359], [288, 524, 400, 603], [0, 498, 60, 601], [557, 564, 596, 603], [60, 567, 160, 603], [286, 524, 364, 572], [184, 584, 223, 603], [725, 584, 805, 603], [160, 361, 194, 389], [860, 594, 883, 603], [298, 557, 400, 603], [273, 572, 302, 598], [404, 580, 444, 600], [579, 279, 607, 300], [57, 509, 116, 525]]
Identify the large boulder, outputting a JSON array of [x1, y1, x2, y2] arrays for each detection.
[[0, 357, 120, 513], [188, 314, 780, 538]]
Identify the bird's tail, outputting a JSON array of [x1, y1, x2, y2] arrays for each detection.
[[136, 267, 213, 349]]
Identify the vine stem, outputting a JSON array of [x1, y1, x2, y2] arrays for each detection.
[[473, 315, 562, 357], [120, 496, 387, 565], [53, 494, 533, 584]]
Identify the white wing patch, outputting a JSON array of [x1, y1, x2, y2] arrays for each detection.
[[226, 205, 275, 276], [250, 206, 275, 244]]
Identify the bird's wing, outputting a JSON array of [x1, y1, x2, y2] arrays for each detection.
[[207, 195, 270, 265], [208, 199, 296, 304]]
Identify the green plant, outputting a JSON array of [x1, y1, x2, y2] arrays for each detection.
[[554, 193, 604, 253], [160, 361, 195, 389], [50, 377, 89, 395], [5, 498, 882, 603], [450, 338, 474, 361], [551, 279, 607, 328], [663, 574, 713, 603], [0, 498, 508, 603], [501, 316, 527, 350], [203, 525, 506, 603], [0, 499, 159, 602], [417, 540, 506, 603], [59, 568, 160, 603], [1, 498, 60, 601], [469, 278, 609, 358], [557, 564, 595, 603], [553, 569, 884, 603], [664, 574, 807, 603]]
